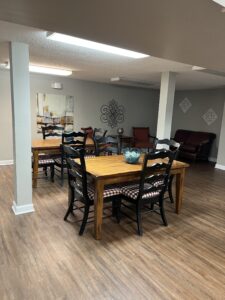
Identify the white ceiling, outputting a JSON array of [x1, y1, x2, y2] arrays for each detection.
[[1, 20, 225, 90]]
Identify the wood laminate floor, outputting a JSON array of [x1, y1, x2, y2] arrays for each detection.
[[0, 163, 225, 300]]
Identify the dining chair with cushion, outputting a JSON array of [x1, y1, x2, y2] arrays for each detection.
[[54, 131, 87, 183], [94, 135, 120, 156], [116, 149, 176, 235], [154, 138, 180, 203], [132, 127, 155, 151], [63, 146, 121, 235]]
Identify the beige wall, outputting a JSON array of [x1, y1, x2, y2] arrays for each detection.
[[0, 70, 159, 161], [172, 89, 225, 160]]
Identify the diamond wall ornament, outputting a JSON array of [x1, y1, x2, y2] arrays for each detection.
[[202, 108, 218, 126], [100, 99, 125, 128], [179, 97, 192, 113]]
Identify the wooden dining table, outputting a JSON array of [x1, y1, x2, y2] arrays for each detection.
[[32, 138, 94, 188], [84, 155, 189, 240]]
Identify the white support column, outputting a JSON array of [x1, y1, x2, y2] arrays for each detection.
[[215, 102, 225, 170], [156, 72, 176, 139], [9, 42, 34, 215]]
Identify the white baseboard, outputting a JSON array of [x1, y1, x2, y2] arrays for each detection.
[[215, 163, 225, 171], [12, 201, 35, 215], [208, 157, 217, 163], [0, 160, 14, 166]]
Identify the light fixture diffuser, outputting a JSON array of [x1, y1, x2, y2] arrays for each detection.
[[47, 32, 149, 59], [212, 0, 225, 7], [29, 65, 72, 76], [1, 62, 72, 76]]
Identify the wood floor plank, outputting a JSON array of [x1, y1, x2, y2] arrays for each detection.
[[0, 163, 225, 299]]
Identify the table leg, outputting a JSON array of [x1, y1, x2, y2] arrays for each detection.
[[175, 168, 185, 214], [32, 149, 39, 188], [94, 180, 104, 240]]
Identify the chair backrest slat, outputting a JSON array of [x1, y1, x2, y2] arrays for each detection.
[[63, 146, 90, 201], [42, 125, 64, 139], [94, 135, 120, 156], [138, 150, 176, 201], [154, 138, 180, 159]]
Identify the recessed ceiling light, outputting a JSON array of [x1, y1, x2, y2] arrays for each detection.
[[47, 32, 150, 59], [212, 0, 225, 7], [1, 62, 72, 76]]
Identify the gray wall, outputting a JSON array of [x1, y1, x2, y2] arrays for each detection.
[[0, 70, 159, 161], [172, 89, 225, 160]]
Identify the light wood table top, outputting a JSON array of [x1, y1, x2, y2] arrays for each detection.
[[84, 155, 189, 178]]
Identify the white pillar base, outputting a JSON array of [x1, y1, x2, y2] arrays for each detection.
[[0, 160, 14, 166], [12, 201, 35, 215], [215, 163, 225, 171]]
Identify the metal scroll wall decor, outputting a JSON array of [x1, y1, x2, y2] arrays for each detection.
[[100, 99, 125, 128]]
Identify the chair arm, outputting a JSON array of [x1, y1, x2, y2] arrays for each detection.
[[199, 139, 210, 146], [196, 139, 210, 154]]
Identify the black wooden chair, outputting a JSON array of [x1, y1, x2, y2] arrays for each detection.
[[116, 150, 176, 235], [63, 146, 121, 235], [42, 124, 64, 139], [154, 138, 180, 203], [93, 128, 107, 140], [54, 131, 87, 184], [94, 135, 120, 156]]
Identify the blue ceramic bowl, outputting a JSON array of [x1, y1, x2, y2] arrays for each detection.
[[124, 148, 141, 164]]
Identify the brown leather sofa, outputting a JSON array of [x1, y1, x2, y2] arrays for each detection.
[[173, 129, 216, 161]]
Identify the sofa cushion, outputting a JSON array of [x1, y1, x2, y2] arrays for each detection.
[[180, 144, 197, 153], [185, 132, 210, 146], [174, 130, 190, 143]]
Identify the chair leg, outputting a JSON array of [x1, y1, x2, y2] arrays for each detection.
[[64, 187, 74, 221], [50, 165, 54, 182], [79, 203, 90, 235], [168, 175, 174, 203], [44, 166, 48, 176], [159, 198, 168, 226], [113, 198, 121, 223], [136, 201, 143, 236], [61, 166, 64, 186]]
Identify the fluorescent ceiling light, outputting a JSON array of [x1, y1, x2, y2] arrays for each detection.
[[29, 65, 72, 76], [47, 32, 149, 59], [2, 63, 72, 76], [212, 0, 225, 7]]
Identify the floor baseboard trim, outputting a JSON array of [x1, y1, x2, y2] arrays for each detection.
[[0, 160, 14, 166], [215, 163, 225, 171], [12, 201, 35, 215]]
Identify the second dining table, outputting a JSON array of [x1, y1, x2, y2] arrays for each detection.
[[32, 137, 94, 187], [83, 155, 189, 240]]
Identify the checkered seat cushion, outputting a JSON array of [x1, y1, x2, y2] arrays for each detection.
[[121, 183, 161, 200], [85, 155, 96, 159], [85, 184, 121, 201], [32, 155, 55, 166], [88, 184, 121, 201], [54, 158, 67, 166], [38, 158, 55, 165]]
